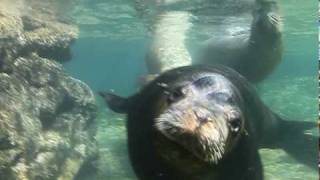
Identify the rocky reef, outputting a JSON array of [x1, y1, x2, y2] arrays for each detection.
[[0, 1, 98, 180], [0, 0, 77, 63]]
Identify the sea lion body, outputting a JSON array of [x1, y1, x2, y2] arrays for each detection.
[[100, 65, 285, 180]]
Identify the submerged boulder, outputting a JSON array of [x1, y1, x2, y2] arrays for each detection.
[[0, 0, 78, 62], [0, 54, 98, 180], [0, 1, 98, 180]]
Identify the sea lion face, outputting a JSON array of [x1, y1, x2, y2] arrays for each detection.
[[155, 73, 245, 164]]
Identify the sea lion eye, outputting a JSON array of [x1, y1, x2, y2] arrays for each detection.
[[167, 88, 184, 104], [228, 118, 241, 134]]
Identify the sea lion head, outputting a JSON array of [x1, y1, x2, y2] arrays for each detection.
[[154, 73, 245, 165]]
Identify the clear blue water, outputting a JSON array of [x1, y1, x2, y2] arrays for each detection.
[[64, 0, 318, 179]]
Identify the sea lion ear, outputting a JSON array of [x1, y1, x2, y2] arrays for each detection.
[[98, 91, 129, 114]]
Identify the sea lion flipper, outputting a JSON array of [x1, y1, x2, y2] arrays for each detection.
[[278, 119, 316, 134], [98, 91, 129, 113], [262, 118, 315, 147], [275, 119, 317, 170]]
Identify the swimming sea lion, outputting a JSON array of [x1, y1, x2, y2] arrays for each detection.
[[198, 1, 282, 82], [99, 65, 311, 180], [136, 0, 282, 84]]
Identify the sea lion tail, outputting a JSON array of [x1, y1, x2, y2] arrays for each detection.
[[98, 91, 129, 113]]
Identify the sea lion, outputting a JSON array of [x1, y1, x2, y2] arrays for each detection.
[[197, 0, 282, 83], [136, 0, 282, 83], [99, 65, 307, 180]]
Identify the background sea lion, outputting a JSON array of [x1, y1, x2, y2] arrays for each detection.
[[197, 1, 282, 83], [135, 0, 282, 83], [99, 65, 312, 180]]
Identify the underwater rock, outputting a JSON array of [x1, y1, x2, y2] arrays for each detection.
[[0, 1, 78, 62], [0, 54, 98, 180], [0, 1, 98, 180]]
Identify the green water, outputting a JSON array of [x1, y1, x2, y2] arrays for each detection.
[[64, 0, 318, 179]]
